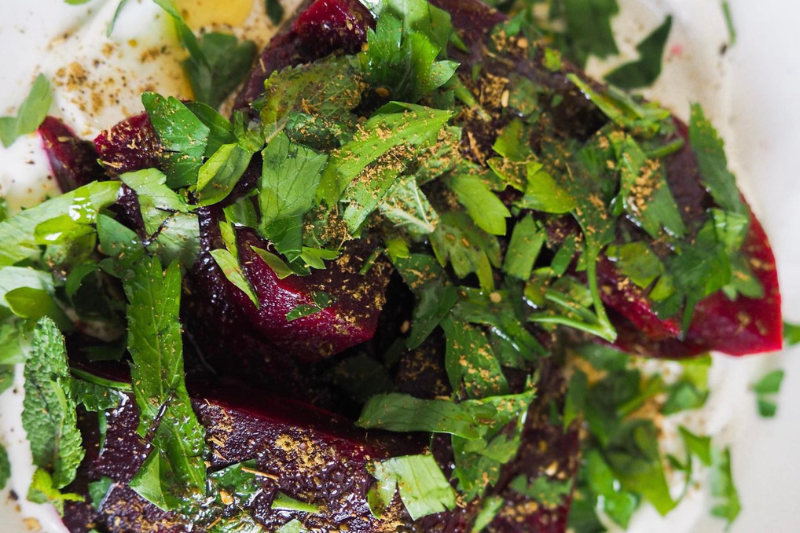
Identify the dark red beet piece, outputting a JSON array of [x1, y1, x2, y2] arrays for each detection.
[[94, 112, 161, 176], [235, 0, 373, 112], [293, 0, 373, 55], [38, 116, 106, 192], [64, 385, 415, 533], [232, 228, 392, 361]]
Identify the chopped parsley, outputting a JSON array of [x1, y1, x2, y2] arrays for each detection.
[[0, 74, 52, 148], [752, 369, 785, 418]]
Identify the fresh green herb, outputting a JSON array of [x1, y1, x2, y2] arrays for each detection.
[[359, 12, 459, 103], [509, 475, 572, 507], [752, 369, 784, 418], [722, 1, 736, 45], [0, 74, 52, 148], [470, 495, 503, 533], [605, 242, 664, 289], [357, 393, 496, 439], [124, 257, 207, 508], [689, 104, 745, 216], [0, 181, 121, 267], [251, 247, 295, 280], [431, 211, 501, 292], [211, 249, 259, 307], [503, 215, 543, 281], [605, 16, 672, 90], [367, 454, 457, 521], [107, 0, 131, 37], [447, 174, 511, 235], [285, 291, 335, 322], [195, 143, 254, 206], [662, 380, 708, 415], [0, 443, 9, 490], [259, 133, 328, 257], [141, 92, 210, 188], [393, 254, 458, 350], [265, 0, 285, 25], [560, 0, 620, 67], [22, 318, 84, 489], [317, 103, 452, 205], [564, 370, 589, 429], [784, 322, 800, 346], [118, 168, 189, 234], [272, 492, 320, 514], [440, 316, 509, 398], [678, 426, 712, 466], [27, 468, 84, 514], [277, 520, 308, 533], [88, 476, 115, 511], [710, 447, 741, 528], [379, 176, 439, 236], [153, 0, 256, 109]]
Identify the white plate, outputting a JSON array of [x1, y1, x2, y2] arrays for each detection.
[[0, 0, 798, 532]]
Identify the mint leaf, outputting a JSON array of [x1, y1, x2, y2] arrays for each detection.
[[0, 181, 121, 267], [124, 257, 206, 504], [27, 468, 83, 514], [259, 132, 328, 233], [22, 318, 84, 489], [689, 104, 745, 216], [605, 16, 672, 89], [195, 143, 253, 206], [367, 454, 456, 521], [0, 74, 52, 148]]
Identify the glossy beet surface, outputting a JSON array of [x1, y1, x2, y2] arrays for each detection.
[[39, 116, 106, 192], [63, 386, 413, 533], [94, 112, 160, 176]]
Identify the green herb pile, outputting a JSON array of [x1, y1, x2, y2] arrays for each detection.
[[0, 0, 787, 531]]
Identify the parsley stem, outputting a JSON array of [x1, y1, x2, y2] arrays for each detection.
[[585, 246, 617, 342]]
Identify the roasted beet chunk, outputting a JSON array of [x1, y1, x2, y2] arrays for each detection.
[[38, 116, 106, 192], [233, 228, 392, 361], [293, 0, 373, 55], [94, 112, 161, 176], [64, 385, 412, 533]]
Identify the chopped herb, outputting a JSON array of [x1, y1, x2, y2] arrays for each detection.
[[88, 476, 115, 511], [440, 316, 509, 398], [710, 447, 741, 527], [211, 249, 259, 307], [470, 495, 503, 533], [285, 291, 334, 322], [722, 1, 736, 45], [431, 211, 501, 292], [678, 426, 712, 466], [265, 0, 285, 25], [195, 143, 254, 206], [272, 492, 320, 514], [447, 174, 511, 235], [367, 454, 457, 521], [107, 0, 131, 36], [604, 16, 672, 90], [503, 215, 544, 281], [509, 474, 572, 507], [0, 74, 52, 148], [752, 369, 784, 418], [27, 468, 84, 514], [0, 443, 9, 490], [277, 520, 308, 533]]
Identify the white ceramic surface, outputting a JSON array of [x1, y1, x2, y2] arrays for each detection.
[[0, 0, 797, 532]]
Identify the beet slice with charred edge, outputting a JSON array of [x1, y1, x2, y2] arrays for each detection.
[[62, 383, 416, 533], [231, 228, 393, 361], [38, 116, 106, 193]]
